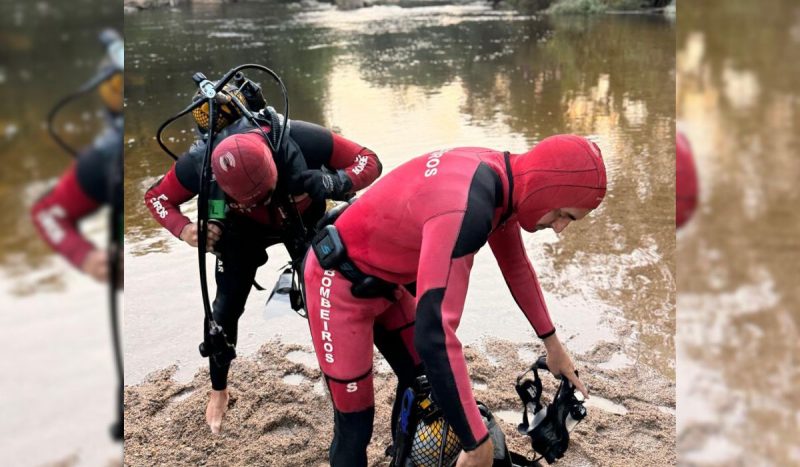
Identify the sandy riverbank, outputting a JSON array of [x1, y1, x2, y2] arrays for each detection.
[[124, 338, 675, 466]]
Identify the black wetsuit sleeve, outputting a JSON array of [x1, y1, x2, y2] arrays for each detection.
[[75, 126, 122, 204], [173, 145, 204, 194], [288, 120, 335, 170], [414, 163, 502, 450]]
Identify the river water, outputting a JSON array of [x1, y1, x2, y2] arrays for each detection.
[[677, 2, 800, 465], [124, 0, 676, 400]]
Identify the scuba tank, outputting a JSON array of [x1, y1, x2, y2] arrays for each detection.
[[390, 376, 534, 467], [390, 357, 587, 467]]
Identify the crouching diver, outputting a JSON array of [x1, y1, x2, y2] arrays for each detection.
[[144, 66, 382, 434], [303, 135, 606, 466], [31, 29, 124, 439]]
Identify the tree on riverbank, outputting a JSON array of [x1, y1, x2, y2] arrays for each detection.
[[124, 0, 237, 11], [500, 0, 674, 14]]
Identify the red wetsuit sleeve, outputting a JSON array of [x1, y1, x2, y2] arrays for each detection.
[[488, 221, 555, 338], [31, 163, 100, 269], [414, 212, 490, 451], [327, 132, 381, 192], [143, 165, 195, 238]]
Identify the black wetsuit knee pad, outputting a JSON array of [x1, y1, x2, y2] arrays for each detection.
[[330, 407, 374, 467]]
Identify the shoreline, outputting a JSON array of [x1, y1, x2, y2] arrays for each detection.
[[124, 338, 675, 466]]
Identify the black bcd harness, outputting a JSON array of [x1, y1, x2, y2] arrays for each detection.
[[515, 356, 587, 464]]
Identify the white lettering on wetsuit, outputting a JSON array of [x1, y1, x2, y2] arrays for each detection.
[[36, 205, 67, 244], [149, 194, 169, 219], [424, 149, 446, 177], [319, 269, 336, 364], [352, 154, 369, 176]]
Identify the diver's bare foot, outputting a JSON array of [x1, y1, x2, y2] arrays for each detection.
[[205, 388, 230, 434]]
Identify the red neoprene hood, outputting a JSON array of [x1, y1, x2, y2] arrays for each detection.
[[511, 134, 607, 232], [211, 132, 277, 205], [676, 131, 698, 228]]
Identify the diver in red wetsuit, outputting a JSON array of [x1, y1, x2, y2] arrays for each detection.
[[31, 122, 123, 282], [676, 131, 698, 228], [31, 34, 123, 283], [144, 111, 381, 434], [304, 135, 607, 467], [30, 29, 124, 440]]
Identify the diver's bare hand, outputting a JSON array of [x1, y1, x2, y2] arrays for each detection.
[[542, 333, 589, 398], [456, 437, 494, 467], [81, 249, 108, 283], [179, 222, 222, 252]]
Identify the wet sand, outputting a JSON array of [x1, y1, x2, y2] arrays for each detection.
[[124, 338, 675, 466]]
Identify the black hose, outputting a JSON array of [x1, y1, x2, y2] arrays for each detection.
[[438, 420, 450, 467], [155, 98, 205, 161], [47, 66, 118, 158], [108, 184, 123, 440], [197, 99, 216, 327]]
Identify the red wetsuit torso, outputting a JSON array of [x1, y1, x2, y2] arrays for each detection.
[[338, 147, 555, 334], [334, 147, 555, 447]]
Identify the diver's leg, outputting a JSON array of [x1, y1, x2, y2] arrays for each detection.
[[374, 288, 423, 442], [305, 253, 391, 467], [205, 219, 266, 433]]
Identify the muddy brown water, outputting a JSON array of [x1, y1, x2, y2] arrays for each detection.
[[677, 2, 800, 465], [125, 0, 676, 372]]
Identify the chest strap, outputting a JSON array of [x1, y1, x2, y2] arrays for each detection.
[[499, 151, 514, 226]]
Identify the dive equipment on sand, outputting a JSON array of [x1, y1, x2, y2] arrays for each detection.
[[390, 375, 539, 467], [269, 267, 293, 298], [390, 375, 460, 467], [515, 356, 587, 464]]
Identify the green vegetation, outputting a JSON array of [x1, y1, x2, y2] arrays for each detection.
[[547, 0, 608, 14], [541, 0, 672, 14]]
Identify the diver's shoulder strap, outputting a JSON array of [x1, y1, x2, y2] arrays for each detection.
[[515, 364, 543, 434], [499, 151, 514, 227]]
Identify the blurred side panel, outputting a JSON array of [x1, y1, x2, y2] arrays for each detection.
[[0, 0, 123, 465], [677, 0, 800, 464]]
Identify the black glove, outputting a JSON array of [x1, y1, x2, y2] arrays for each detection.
[[299, 169, 353, 201]]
